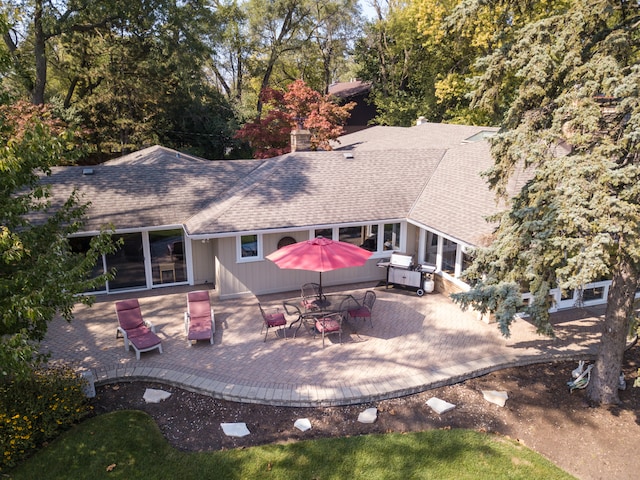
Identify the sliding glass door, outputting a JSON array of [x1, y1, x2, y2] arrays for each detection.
[[69, 236, 107, 293], [73, 229, 188, 292], [149, 229, 187, 285], [106, 233, 147, 290]]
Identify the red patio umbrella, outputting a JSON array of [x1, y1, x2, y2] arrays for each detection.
[[266, 236, 373, 298]]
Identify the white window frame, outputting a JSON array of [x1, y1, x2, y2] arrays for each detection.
[[236, 233, 263, 263], [307, 222, 407, 257], [382, 222, 403, 252]]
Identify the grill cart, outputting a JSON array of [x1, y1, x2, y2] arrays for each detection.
[[377, 253, 436, 296]]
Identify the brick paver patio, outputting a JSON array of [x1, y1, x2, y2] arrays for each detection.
[[40, 282, 603, 406]]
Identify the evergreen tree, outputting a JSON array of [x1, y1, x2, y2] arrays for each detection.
[[451, 0, 640, 405]]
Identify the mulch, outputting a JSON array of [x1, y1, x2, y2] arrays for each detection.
[[90, 346, 640, 480]]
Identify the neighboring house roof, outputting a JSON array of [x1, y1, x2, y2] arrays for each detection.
[[328, 80, 371, 99], [43, 123, 521, 246]]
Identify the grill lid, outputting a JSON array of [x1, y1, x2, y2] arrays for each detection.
[[389, 253, 413, 268]]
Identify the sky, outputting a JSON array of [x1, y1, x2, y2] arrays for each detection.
[[359, 0, 382, 20]]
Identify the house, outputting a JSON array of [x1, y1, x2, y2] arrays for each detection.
[[43, 122, 610, 310], [328, 79, 376, 134]]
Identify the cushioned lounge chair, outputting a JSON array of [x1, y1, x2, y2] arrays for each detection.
[[185, 290, 215, 345], [115, 299, 163, 360]]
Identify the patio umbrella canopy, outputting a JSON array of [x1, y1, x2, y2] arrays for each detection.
[[266, 236, 373, 296]]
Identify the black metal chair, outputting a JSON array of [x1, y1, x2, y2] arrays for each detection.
[[300, 282, 322, 311], [258, 303, 287, 342], [347, 290, 376, 328], [283, 301, 315, 338], [314, 312, 344, 348]]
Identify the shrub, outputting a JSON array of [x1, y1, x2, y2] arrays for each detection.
[[0, 365, 92, 471]]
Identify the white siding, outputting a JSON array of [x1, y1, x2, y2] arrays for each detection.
[[191, 238, 216, 285], [216, 233, 387, 298]]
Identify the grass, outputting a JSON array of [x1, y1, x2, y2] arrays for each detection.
[[7, 410, 576, 480]]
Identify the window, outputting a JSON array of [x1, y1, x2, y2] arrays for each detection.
[[442, 238, 457, 275], [425, 232, 438, 265], [582, 286, 605, 302], [560, 289, 574, 301], [361, 225, 378, 251], [307, 223, 404, 253], [339, 226, 364, 246], [239, 234, 259, 260], [314, 228, 332, 239], [69, 236, 105, 292], [462, 250, 473, 274], [106, 233, 146, 290], [240, 234, 258, 257], [384, 223, 401, 251], [277, 236, 296, 249]]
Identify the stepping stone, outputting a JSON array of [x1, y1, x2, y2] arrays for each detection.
[[143, 388, 171, 404], [358, 407, 378, 424], [81, 371, 96, 398], [482, 390, 508, 407], [221, 422, 251, 437], [294, 418, 312, 432], [426, 397, 456, 414]]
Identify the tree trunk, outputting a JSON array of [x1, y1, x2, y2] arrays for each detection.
[[587, 252, 638, 404], [64, 77, 79, 108], [255, 5, 297, 117], [236, 54, 243, 101], [212, 64, 232, 98], [256, 61, 275, 118], [32, 0, 47, 105]]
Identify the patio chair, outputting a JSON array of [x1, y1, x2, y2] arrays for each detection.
[[314, 312, 344, 348], [115, 299, 163, 360], [184, 290, 215, 345], [301, 282, 322, 311], [259, 303, 287, 342], [338, 295, 361, 315], [347, 290, 376, 328], [283, 301, 315, 338]]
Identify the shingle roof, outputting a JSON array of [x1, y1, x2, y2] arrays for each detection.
[[328, 80, 371, 98], [185, 149, 445, 235], [330, 123, 508, 244], [410, 140, 502, 244], [335, 122, 498, 151], [43, 124, 522, 246], [44, 145, 261, 231]]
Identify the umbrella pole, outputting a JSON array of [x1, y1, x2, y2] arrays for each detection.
[[318, 271, 323, 299]]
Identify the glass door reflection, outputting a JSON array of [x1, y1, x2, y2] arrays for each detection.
[[150, 229, 186, 285], [106, 233, 146, 290]]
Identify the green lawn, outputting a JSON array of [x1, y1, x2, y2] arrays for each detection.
[[7, 410, 575, 480]]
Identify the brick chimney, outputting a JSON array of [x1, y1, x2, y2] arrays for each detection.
[[290, 129, 312, 152]]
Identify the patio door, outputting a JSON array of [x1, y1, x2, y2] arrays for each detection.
[[106, 233, 146, 290], [69, 236, 107, 293], [150, 229, 187, 285]]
